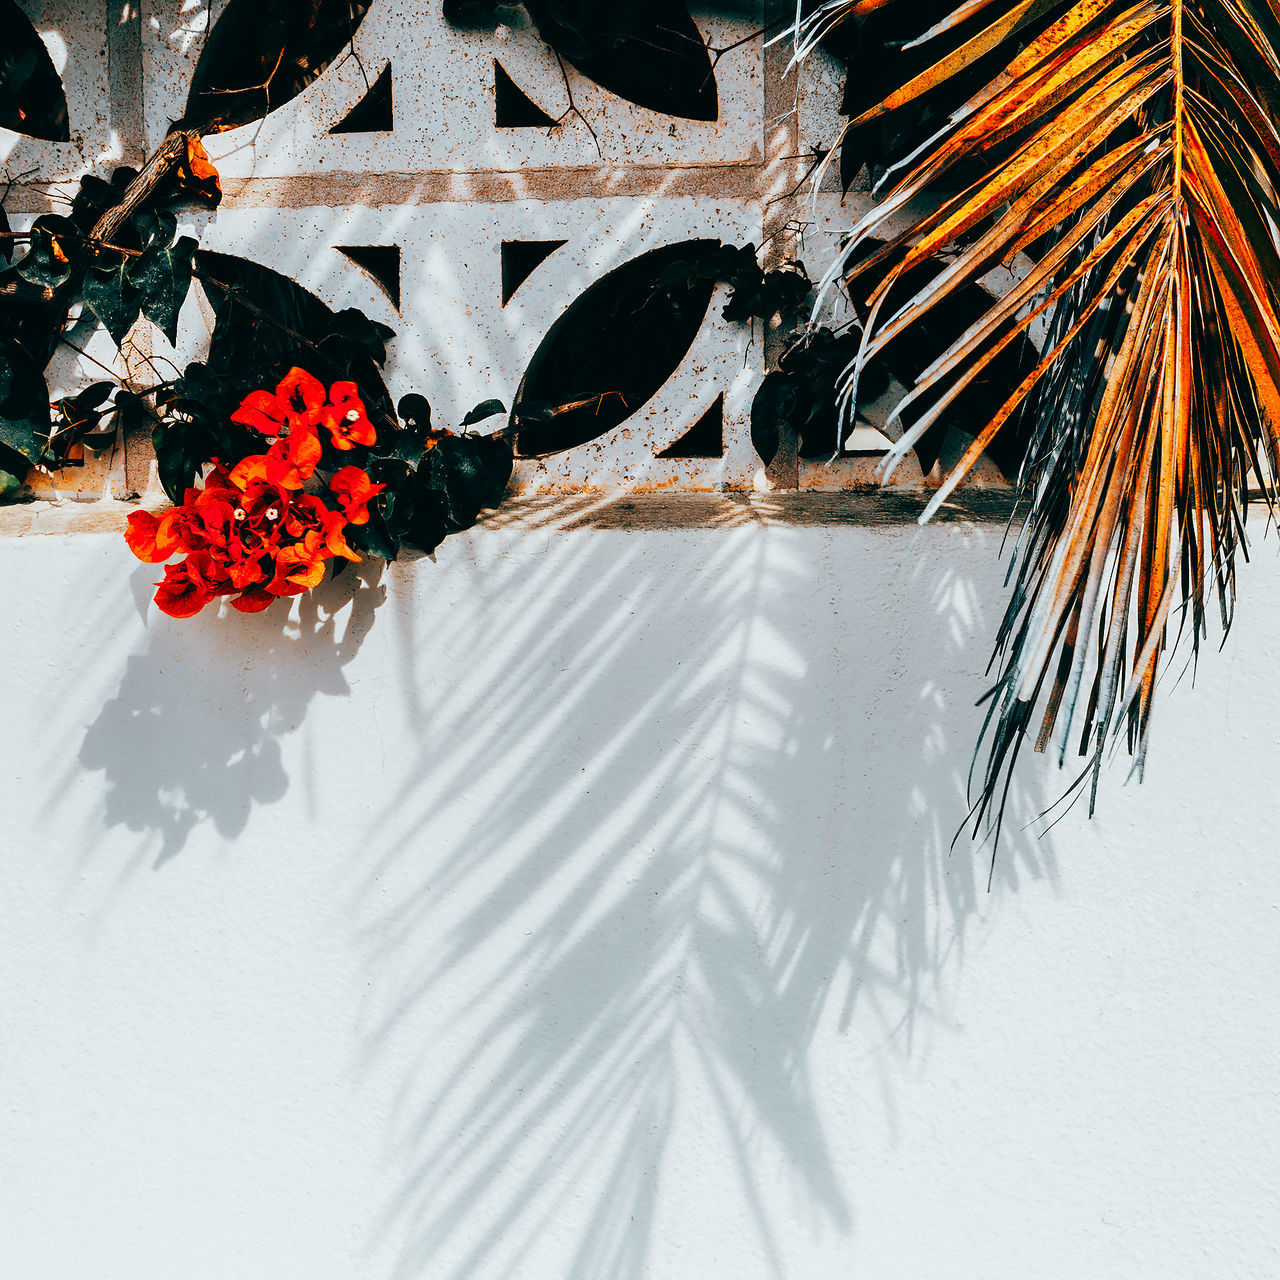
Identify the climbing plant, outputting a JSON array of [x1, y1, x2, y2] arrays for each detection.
[[0, 1, 806, 612]]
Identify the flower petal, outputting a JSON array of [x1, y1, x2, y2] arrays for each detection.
[[329, 465, 385, 525], [323, 514, 361, 562], [154, 566, 214, 618], [230, 390, 287, 435], [230, 454, 272, 489], [230, 585, 276, 613], [125, 509, 183, 562], [277, 368, 327, 412], [264, 426, 322, 489]]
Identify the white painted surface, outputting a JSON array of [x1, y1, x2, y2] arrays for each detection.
[[2, 517, 1279, 1279]]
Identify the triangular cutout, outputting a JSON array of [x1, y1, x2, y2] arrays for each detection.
[[330, 63, 393, 134], [658, 394, 724, 458], [495, 59, 558, 128], [501, 239, 567, 306], [843, 423, 894, 453], [336, 245, 401, 310]]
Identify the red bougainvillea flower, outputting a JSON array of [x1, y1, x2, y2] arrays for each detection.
[[268, 536, 328, 594], [124, 508, 186, 563], [229, 452, 269, 488], [125, 369, 380, 619], [285, 493, 361, 563], [153, 560, 216, 619], [322, 512, 360, 562], [230, 389, 288, 436], [267, 426, 323, 489], [322, 382, 377, 450], [231, 367, 328, 438], [230, 585, 276, 614], [278, 367, 327, 416], [329, 465, 385, 525], [193, 463, 242, 508], [229, 425, 322, 492]]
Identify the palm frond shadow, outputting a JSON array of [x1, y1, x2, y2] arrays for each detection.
[[348, 516, 1057, 1280]]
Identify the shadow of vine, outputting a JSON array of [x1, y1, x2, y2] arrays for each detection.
[[76, 556, 388, 867]]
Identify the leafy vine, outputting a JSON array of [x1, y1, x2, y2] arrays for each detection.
[[0, 2, 809, 618]]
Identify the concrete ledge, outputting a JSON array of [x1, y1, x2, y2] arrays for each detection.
[[0, 490, 1021, 539], [481, 490, 1019, 531], [0, 499, 151, 538]]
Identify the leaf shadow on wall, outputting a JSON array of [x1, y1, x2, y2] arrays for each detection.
[[77, 558, 388, 867], [347, 500, 1060, 1280]]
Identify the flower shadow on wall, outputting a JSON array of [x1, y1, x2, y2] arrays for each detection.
[[347, 501, 1059, 1280], [77, 557, 387, 866]]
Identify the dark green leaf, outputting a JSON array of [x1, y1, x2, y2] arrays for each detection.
[[349, 500, 402, 560], [156, 359, 262, 500], [71, 381, 115, 412], [373, 426, 431, 468], [70, 167, 139, 235], [462, 398, 506, 427], [433, 432, 514, 529], [82, 255, 140, 346], [397, 393, 431, 432], [16, 215, 77, 288], [51, 380, 115, 457], [133, 209, 178, 251], [130, 234, 197, 344], [111, 390, 154, 436], [402, 484, 449, 556], [323, 307, 395, 366], [0, 339, 51, 464], [513, 399, 555, 423]]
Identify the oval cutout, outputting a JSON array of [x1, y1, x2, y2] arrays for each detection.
[[512, 239, 719, 457], [524, 1, 718, 122], [0, 0, 70, 141], [183, 0, 374, 132]]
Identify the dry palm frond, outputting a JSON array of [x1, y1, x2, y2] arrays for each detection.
[[819, 0, 1280, 839]]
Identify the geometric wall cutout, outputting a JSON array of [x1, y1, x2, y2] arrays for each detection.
[[185, 0, 375, 132], [657, 394, 724, 458], [546, 4, 719, 122], [512, 240, 719, 457], [0, 0, 70, 140], [330, 63, 393, 134], [494, 59, 558, 129], [844, 423, 895, 454], [336, 244, 402, 309], [501, 240, 568, 306]]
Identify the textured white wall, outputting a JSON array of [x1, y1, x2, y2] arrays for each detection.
[[2, 515, 1279, 1280]]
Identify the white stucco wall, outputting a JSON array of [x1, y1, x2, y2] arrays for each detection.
[[2, 512, 1279, 1279]]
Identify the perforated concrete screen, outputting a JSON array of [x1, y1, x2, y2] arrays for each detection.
[[1, 0, 1008, 500]]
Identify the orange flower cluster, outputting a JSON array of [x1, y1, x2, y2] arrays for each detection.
[[125, 370, 386, 618]]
